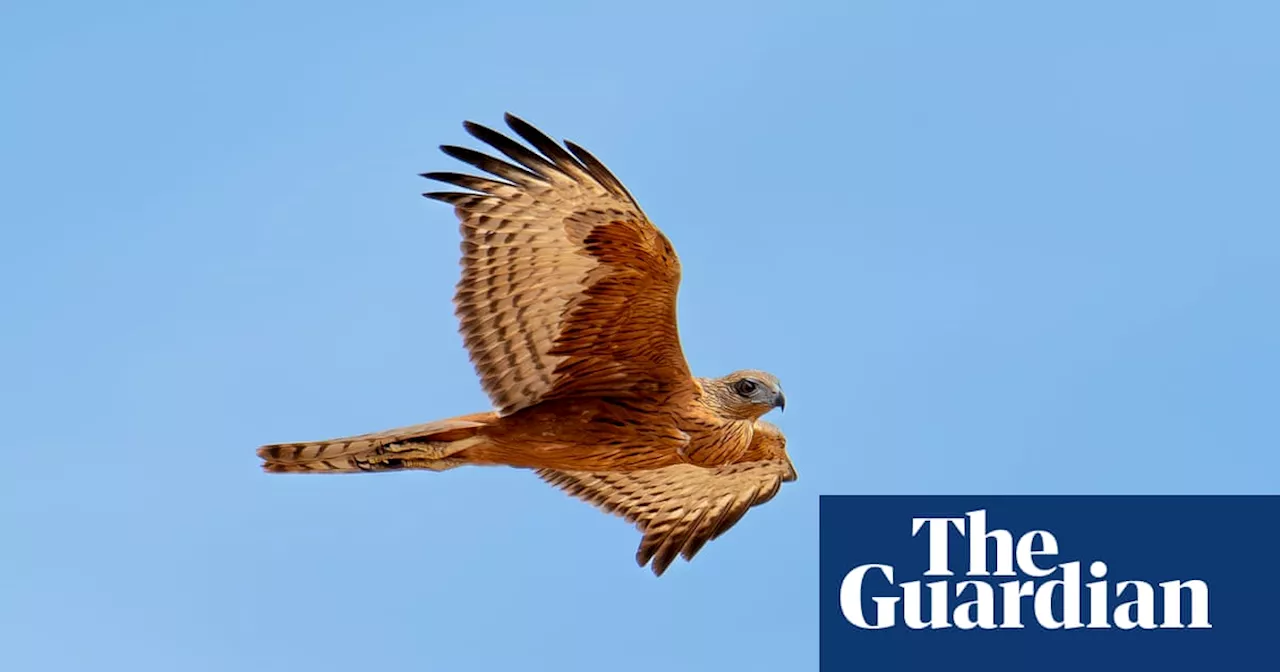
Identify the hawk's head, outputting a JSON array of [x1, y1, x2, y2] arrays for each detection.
[[701, 369, 786, 421]]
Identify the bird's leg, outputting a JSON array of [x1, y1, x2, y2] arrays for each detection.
[[383, 439, 456, 460], [352, 439, 471, 472], [674, 430, 693, 464]]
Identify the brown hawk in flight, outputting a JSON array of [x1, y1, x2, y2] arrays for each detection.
[[257, 113, 795, 576]]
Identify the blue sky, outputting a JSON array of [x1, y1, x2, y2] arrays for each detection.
[[2, 1, 1277, 670]]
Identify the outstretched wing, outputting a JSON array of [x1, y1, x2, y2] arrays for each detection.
[[423, 114, 694, 415], [537, 423, 797, 576]]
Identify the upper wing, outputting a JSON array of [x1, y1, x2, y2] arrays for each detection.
[[537, 422, 797, 576], [423, 114, 694, 415]]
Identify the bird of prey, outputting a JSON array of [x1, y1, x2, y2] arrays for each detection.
[[257, 113, 794, 576]]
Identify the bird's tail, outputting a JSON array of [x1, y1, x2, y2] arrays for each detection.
[[256, 412, 498, 474]]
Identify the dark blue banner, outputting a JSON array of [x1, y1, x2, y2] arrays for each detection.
[[819, 496, 1278, 670]]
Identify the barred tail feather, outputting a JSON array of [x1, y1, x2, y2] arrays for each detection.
[[256, 413, 496, 474]]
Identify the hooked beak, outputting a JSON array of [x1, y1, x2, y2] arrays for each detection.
[[774, 389, 786, 413]]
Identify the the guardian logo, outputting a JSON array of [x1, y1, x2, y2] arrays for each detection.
[[839, 509, 1211, 631]]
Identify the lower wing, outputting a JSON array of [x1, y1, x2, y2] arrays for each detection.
[[537, 457, 797, 576]]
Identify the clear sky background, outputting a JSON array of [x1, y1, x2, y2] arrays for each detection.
[[2, 1, 1277, 670]]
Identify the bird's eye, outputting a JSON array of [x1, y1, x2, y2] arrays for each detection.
[[733, 379, 759, 397]]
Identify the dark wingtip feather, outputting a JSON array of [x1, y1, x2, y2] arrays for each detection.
[[502, 113, 591, 176], [438, 143, 544, 185], [420, 171, 511, 193], [650, 545, 679, 577], [462, 118, 558, 176], [637, 536, 679, 577], [439, 144, 474, 161], [643, 549, 669, 577], [422, 191, 486, 206], [636, 541, 656, 569], [462, 119, 492, 137], [680, 536, 711, 563], [461, 120, 500, 147], [502, 113, 549, 147], [564, 139, 636, 203]]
